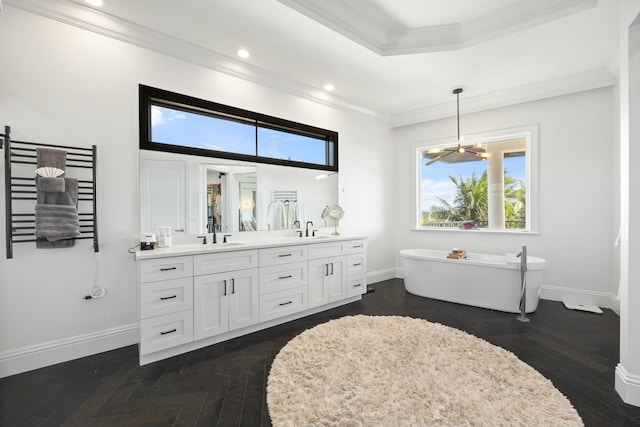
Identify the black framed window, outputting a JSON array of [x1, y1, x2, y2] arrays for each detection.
[[139, 85, 338, 171]]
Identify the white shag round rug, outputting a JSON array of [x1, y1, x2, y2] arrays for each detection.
[[267, 315, 583, 427]]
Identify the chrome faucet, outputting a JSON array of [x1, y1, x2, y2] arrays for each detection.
[[305, 221, 313, 237]]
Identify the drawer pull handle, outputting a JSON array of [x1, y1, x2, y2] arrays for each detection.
[[279, 275, 292, 279], [353, 283, 362, 288], [352, 262, 362, 266], [160, 267, 177, 271], [279, 300, 293, 306], [160, 328, 177, 335], [160, 295, 177, 300], [352, 244, 362, 248], [278, 253, 293, 257]]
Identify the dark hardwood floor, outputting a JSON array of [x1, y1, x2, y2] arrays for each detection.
[[1, 279, 639, 427]]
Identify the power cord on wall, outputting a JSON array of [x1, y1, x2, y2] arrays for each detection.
[[83, 285, 106, 300], [83, 253, 106, 300]]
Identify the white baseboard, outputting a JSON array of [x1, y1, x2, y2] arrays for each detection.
[[616, 364, 640, 407], [539, 285, 619, 313], [367, 267, 400, 284], [0, 324, 139, 378]]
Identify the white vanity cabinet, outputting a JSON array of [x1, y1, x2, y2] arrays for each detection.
[[345, 240, 368, 297], [193, 250, 260, 340], [258, 245, 309, 321], [309, 241, 351, 307], [139, 256, 194, 356], [136, 236, 367, 365]]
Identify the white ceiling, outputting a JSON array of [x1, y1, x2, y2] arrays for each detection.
[[8, 0, 620, 125]]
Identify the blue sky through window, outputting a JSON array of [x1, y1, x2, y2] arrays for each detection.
[[151, 105, 328, 165], [151, 106, 256, 155]]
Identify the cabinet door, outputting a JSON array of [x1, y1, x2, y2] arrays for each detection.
[[308, 258, 329, 308], [194, 273, 229, 340], [228, 269, 260, 331], [141, 159, 186, 234], [327, 256, 347, 302]]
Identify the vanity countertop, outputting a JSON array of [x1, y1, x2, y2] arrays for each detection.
[[134, 234, 367, 260]]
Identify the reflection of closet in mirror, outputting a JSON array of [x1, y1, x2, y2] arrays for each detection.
[[239, 180, 257, 231], [204, 166, 257, 233], [206, 181, 222, 233]]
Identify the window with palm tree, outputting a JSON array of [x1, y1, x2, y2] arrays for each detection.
[[417, 130, 535, 232]]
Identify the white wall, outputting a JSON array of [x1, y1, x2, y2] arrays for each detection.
[[393, 88, 618, 307], [0, 6, 395, 376]]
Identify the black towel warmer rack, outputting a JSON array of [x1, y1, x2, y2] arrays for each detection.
[[1, 125, 99, 259]]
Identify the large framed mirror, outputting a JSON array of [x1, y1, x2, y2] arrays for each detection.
[[140, 150, 339, 235]]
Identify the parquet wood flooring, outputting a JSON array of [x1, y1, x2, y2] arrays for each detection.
[[1, 279, 638, 426]]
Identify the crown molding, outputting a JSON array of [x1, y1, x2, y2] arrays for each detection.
[[5, 0, 615, 128], [5, 0, 383, 120], [277, 0, 598, 56], [389, 68, 617, 128]]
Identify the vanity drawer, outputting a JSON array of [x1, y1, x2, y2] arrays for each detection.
[[259, 245, 308, 266], [194, 250, 259, 276], [344, 240, 367, 255], [346, 276, 367, 297], [259, 261, 308, 294], [141, 277, 193, 319], [346, 253, 367, 276], [140, 256, 193, 283], [260, 286, 308, 322], [140, 310, 194, 355], [308, 241, 346, 259]]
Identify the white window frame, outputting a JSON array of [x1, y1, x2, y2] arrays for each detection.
[[412, 124, 539, 234]]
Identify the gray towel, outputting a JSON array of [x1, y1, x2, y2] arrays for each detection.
[[35, 204, 81, 241], [36, 177, 65, 193], [37, 177, 77, 205], [37, 147, 66, 173], [35, 177, 80, 246]]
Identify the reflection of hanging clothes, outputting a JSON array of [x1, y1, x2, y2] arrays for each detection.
[[213, 185, 222, 231], [266, 200, 304, 230]]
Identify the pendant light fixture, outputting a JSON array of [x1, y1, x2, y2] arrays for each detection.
[[425, 88, 493, 166]]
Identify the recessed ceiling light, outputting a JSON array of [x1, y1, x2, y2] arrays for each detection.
[[85, 0, 103, 6], [236, 49, 250, 59], [323, 83, 335, 92]]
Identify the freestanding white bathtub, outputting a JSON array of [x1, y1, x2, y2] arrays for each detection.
[[400, 248, 546, 313]]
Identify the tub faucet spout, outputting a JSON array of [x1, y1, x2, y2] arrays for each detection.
[[516, 245, 530, 323]]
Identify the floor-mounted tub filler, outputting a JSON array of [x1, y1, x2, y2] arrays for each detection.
[[400, 248, 546, 314]]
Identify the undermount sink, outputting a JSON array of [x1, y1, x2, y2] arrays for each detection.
[[307, 235, 333, 240], [214, 242, 243, 247]]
